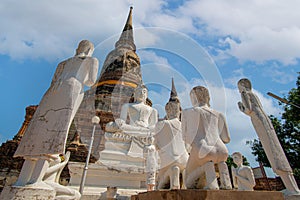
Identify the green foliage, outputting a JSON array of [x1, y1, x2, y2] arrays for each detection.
[[226, 155, 250, 169], [247, 72, 300, 179]]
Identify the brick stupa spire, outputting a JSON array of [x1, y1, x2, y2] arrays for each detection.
[[95, 7, 143, 130]]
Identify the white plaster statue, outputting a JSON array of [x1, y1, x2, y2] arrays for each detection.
[[106, 84, 157, 135], [13, 40, 99, 187], [155, 101, 188, 189], [238, 78, 300, 196], [182, 86, 232, 190], [231, 152, 255, 191], [105, 84, 158, 157], [144, 136, 158, 191], [43, 151, 81, 200]]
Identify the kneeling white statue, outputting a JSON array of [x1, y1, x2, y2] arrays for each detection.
[[155, 100, 188, 189], [44, 151, 81, 199], [182, 86, 232, 190], [231, 152, 255, 191]]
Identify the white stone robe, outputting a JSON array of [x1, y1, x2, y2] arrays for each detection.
[[240, 91, 292, 173], [154, 118, 188, 170], [182, 106, 230, 170], [14, 56, 98, 157]]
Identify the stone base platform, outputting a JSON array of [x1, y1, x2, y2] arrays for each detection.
[[68, 162, 146, 189], [0, 185, 55, 200], [131, 190, 285, 200], [69, 186, 146, 200]]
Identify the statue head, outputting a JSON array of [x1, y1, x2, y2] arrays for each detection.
[[238, 78, 252, 93], [165, 101, 180, 120], [232, 152, 243, 165], [75, 40, 95, 58], [134, 84, 148, 103], [190, 86, 210, 107]]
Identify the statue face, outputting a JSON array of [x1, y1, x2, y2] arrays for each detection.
[[232, 153, 243, 165], [238, 84, 244, 93], [134, 87, 148, 103], [76, 40, 94, 57], [238, 79, 252, 93]]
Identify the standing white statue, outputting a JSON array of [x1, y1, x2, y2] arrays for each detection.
[[154, 79, 188, 189], [231, 152, 255, 191], [182, 86, 232, 190], [238, 78, 300, 197], [43, 151, 81, 199], [13, 40, 99, 188], [144, 136, 158, 191]]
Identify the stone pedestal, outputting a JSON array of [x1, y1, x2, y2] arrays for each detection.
[[0, 185, 55, 200], [97, 132, 146, 170], [68, 162, 146, 189], [131, 190, 285, 200]]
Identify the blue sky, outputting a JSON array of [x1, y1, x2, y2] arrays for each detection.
[[1, 0, 299, 174]]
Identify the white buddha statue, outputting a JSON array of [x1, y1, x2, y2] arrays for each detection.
[[154, 79, 188, 189], [13, 40, 99, 188], [106, 84, 158, 136], [182, 86, 232, 190], [102, 84, 158, 161], [238, 78, 300, 196], [231, 152, 255, 191]]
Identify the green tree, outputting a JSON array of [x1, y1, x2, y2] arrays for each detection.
[[247, 72, 300, 179], [226, 155, 250, 169]]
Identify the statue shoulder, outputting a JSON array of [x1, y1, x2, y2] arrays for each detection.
[[182, 107, 194, 113], [82, 56, 99, 65]]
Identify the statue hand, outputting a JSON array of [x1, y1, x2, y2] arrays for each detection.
[[238, 102, 245, 113], [231, 166, 237, 176], [135, 121, 148, 128], [115, 119, 125, 127], [63, 151, 71, 164]]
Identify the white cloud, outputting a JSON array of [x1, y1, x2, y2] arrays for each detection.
[[178, 0, 300, 65], [0, 0, 164, 61], [2, 0, 300, 66]]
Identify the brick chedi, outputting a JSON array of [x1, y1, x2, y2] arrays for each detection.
[[0, 105, 37, 192], [94, 7, 143, 130]]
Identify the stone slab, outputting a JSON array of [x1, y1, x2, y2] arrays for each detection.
[[68, 162, 146, 189], [131, 190, 285, 200], [0, 185, 55, 200], [69, 186, 146, 200]]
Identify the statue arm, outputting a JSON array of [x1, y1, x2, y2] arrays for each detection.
[[118, 103, 129, 123], [245, 167, 256, 187], [44, 152, 70, 180], [219, 113, 230, 144], [149, 109, 158, 131], [234, 167, 256, 188], [50, 61, 65, 87], [83, 58, 99, 87], [181, 111, 192, 152], [231, 166, 238, 189], [181, 111, 188, 143]]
